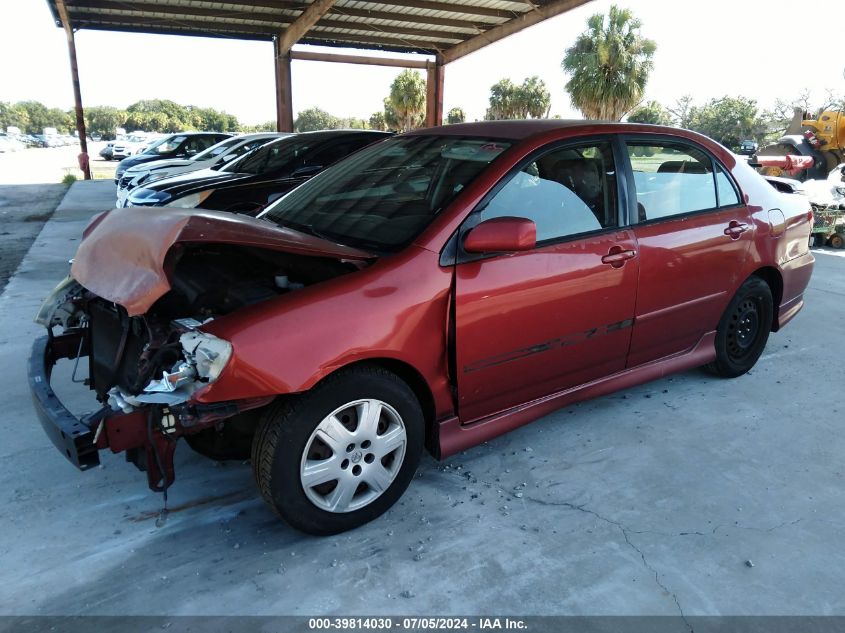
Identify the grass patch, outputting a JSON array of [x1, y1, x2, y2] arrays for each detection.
[[62, 173, 78, 185]]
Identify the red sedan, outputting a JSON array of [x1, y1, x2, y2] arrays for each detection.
[[31, 121, 814, 535]]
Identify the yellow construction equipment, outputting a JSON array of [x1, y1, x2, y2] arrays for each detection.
[[756, 108, 845, 180]]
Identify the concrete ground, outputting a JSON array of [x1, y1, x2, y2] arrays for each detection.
[[1, 181, 844, 617]]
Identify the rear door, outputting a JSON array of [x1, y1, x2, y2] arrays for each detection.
[[454, 139, 639, 422], [623, 138, 752, 367]]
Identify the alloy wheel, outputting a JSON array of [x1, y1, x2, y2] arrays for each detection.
[[299, 399, 407, 513]]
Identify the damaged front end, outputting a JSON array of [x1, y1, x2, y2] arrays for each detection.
[[29, 208, 372, 492], [30, 280, 270, 491]]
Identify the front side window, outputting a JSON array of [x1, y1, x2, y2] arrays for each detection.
[[627, 143, 717, 220], [261, 135, 512, 252], [192, 137, 241, 161], [480, 142, 618, 242], [184, 136, 219, 155]]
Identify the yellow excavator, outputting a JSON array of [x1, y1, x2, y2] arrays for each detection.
[[755, 108, 845, 180]]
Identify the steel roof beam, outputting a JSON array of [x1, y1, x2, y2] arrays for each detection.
[[276, 0, 337, 55]]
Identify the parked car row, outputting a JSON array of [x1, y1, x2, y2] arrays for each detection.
[[115, 132, 286, 206], [0, 133, 82, 150], [119, 130, 390, 213], [112, 132, 232, 181], [30, 121, 814, 536], [0, 134, 26, 152]]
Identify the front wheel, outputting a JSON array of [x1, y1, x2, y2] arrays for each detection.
[[706, 276, 773, 378], [252, 366, 424, 535]]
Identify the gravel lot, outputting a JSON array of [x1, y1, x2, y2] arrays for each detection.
[[0, 184, 67, 295], [1, 181, 843, 618]]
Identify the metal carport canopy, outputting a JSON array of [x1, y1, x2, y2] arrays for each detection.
[[45, 0, 593, 176]]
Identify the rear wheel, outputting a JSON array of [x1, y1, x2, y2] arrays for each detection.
[[706, 276, 773, 378], [830, 234, 845, 249], [252, 366, 423, 535]]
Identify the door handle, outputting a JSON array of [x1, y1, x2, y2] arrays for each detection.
[[602, 248, 637, 268], [724, 221, 749, 239]]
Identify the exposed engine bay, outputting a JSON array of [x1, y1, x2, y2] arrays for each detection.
[[39, 245, 361, 417]]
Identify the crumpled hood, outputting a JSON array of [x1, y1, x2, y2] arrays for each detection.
[[71, 207, 374, 316]]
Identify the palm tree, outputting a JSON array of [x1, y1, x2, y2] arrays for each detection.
[[388, 70, 426, 132], [485, 77, 551, 120], [486, 79, 517, 120], [517, 76, 551, 119], [562, 5, 656, 121], [447, 107, 466, 124]]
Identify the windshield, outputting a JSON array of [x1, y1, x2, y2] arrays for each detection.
[[145, 135, 186, 155], [260, 135, 512, 252], [224, 135, 314, 175], [191, 137, 242, 162]]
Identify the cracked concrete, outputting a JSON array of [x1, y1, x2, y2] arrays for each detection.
[[1, 181, 844, 616]]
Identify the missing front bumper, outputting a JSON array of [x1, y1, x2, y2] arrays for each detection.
[[29, 333, 102, 470], [28, 332, 175, 489]]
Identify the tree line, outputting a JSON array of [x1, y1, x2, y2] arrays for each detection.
[[0, 99, 250, 139], [626, 91, 845, 151], [6, 3, 844, 153]]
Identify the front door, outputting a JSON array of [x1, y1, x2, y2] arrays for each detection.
[[454, 140, 640, 422]]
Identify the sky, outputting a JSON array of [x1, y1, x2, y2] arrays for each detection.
[[2, 0, 845, 125]]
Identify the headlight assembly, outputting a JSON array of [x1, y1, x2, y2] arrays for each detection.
[[179, 331, 232, 383], [165, 190, 213, 209], [34, 276, 84, 327], [128, 188, 172, 206]]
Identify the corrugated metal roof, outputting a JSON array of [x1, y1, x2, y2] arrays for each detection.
[[47, 0, 590, 56]]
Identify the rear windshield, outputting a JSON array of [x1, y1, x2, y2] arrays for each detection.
[[260, 135, 511, 252], [224, 136, 314, 176]]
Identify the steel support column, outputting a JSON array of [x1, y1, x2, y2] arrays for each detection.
[[274, 38, 294, 133], [425, 56, 445, 128], [55, 0, 91, 179]]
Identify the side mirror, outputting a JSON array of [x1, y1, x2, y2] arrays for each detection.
[[464, 216, 536, 253], [291, 164, 323, 178]]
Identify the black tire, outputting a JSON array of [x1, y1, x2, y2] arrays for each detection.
[[706, 276, 773, 378], [830, 234, 845, 249], [251, 365, 424, 535], [184, 417, 256, 461]]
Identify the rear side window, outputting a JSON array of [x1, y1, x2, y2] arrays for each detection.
[[627, 143, 717, 220], [715, 165, 741, 206], [305, 139, 368, 169], [480, 142, 618, 242]]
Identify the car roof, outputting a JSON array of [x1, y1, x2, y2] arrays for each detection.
[[407, 119, 702, 142], [296, 130, 392, 139], [258, 130, 391, 146]]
